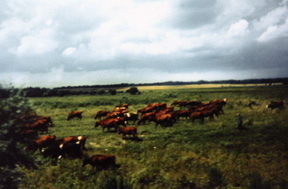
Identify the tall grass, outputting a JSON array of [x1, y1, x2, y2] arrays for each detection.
[[19, 86, 288, 188]]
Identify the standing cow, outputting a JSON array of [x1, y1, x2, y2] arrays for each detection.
[[67, 111, 83, 121]]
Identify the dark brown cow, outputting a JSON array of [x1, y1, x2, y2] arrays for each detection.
[[95, 117, 126, 132], [117, 126, 137, 139], [124, 113, 138, 124], [67, 111, 83, 121], [83, 154, 116, 170], [151, 113, 174, 128], [190, 112, 204, 122], [94, 110, 110, 120], [116, 104, 129, 109], [25, 135, 56, 152], [24, 119, 49, 134], [137, 112, 155, 125], [174, 110, 190, 120], [266, 101, 284, 110], [55, 136, 87, 151], [137, 106, 156, 115]]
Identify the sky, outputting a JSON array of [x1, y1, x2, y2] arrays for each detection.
[[0, 0, 288, 88]]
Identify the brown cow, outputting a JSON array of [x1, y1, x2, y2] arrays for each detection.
[[55, 136, 87, 151], [24, 119, 49, 134], [117, 126, 137, 139], [95, 117, 126, 132], [67, 111, 83, 121], [106, 111, 124, 119], [174, 110, 190, 120], [25, 135, 56, 152], [190, 112, 204, 122], [94, 110, 110, 120], [137, 112, 155, 125], [137, 106, 156, 115], [116, 104, 129, 109], [266, 101, 284, 110], [82, 154, 116, 170], [151, 113, 174, 128]]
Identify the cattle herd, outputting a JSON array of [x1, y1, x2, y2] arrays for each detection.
[[19, 99, 284, 170]]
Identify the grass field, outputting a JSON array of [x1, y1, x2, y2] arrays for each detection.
[[19, 85, 288, 188]]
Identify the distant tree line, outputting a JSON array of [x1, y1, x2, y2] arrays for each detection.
[[1, 78, 287, 98]]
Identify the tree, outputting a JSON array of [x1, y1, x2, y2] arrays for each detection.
[[0, 89, 37, 188], [109, 89, 117, 95], [126, 87, 140, 95]]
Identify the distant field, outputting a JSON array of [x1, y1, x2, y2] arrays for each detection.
[[20, 85, 288, 188]]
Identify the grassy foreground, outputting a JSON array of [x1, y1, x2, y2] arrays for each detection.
[[19, 86, 288, 188]]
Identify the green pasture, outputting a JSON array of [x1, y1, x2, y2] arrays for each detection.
[[19, 86, 288, 188]]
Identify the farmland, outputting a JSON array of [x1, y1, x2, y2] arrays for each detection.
[[19, 85, 288, 188]]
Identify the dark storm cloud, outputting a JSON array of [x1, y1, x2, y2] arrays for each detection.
[[0, 0, 288, 87]]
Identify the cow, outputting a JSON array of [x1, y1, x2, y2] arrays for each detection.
[[82, 154, 116, 171], [190, 112, 204, 123], [174, 110, 191, 120], [106, 111, 124, 119], [25, 135, 56, 152], [67, 111, 83, 121], [266, 101, 284, 110], [117, 126, 137, 139], [24, 119, 49, 134], [43, 141, 83, 159], [137, 106, 156, 116], [116, 104, 129, 109], [94, 110, 110, 120], [95, 117, 126, 132], [55, 136, 87, 151], [210, 98, 227, 106], [124, 113, 138, 124], [150, 113, 174, 128], [137, 112, 155, 125]]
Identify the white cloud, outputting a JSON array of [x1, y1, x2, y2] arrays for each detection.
[[257, 17, 288, 42], [62, 47, 76, 56], [227, 19, 249, 37]]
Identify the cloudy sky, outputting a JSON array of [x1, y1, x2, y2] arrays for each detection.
[[1, 0, 288, 88]]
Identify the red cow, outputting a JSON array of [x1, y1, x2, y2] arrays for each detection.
[[95, 118, 126, 132], [94, 110, 110, 120], [190, 112, 204, 122], [106, 111, 124, 119], [137, 106, 156, 115], [174, 110, 191, 120], [151, 113, 174, 128], [67, 111, 83, 121], [83, 154, 116, 170], [116, 104, 129, 109], [24, 119, 49, 134], [137, 112, 155, 125], [117, 126, 137, 139], [25, 135, 56, 152]]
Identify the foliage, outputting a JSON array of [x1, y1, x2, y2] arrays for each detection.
[[0, 89, 37, 188]]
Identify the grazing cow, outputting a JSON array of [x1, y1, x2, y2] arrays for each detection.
[[56, 136, 87, 151], [83, 155, 116, 170], [95, 117, 126, 132], [43, 141, 83, 159], [94, 110, 110, 120], [266, 101, 284, 110], [174, 110, 191, 120], [116, 104, 129, 109], [137, 112, 155, 125], [67, 111, 83, 121], [210, 98, 227, 106], [24, 119, 49, 134], [190, 112, 204, 123], [117, 126, 137, 139], [106, 111, 123, 119], [25, 135, 56, 152], [124, 113, 138, 124], [151, 113, 174, 128], [137, 106, 156, 115]]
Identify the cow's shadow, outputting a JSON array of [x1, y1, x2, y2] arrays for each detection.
[[122, 137, 143, 142]]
